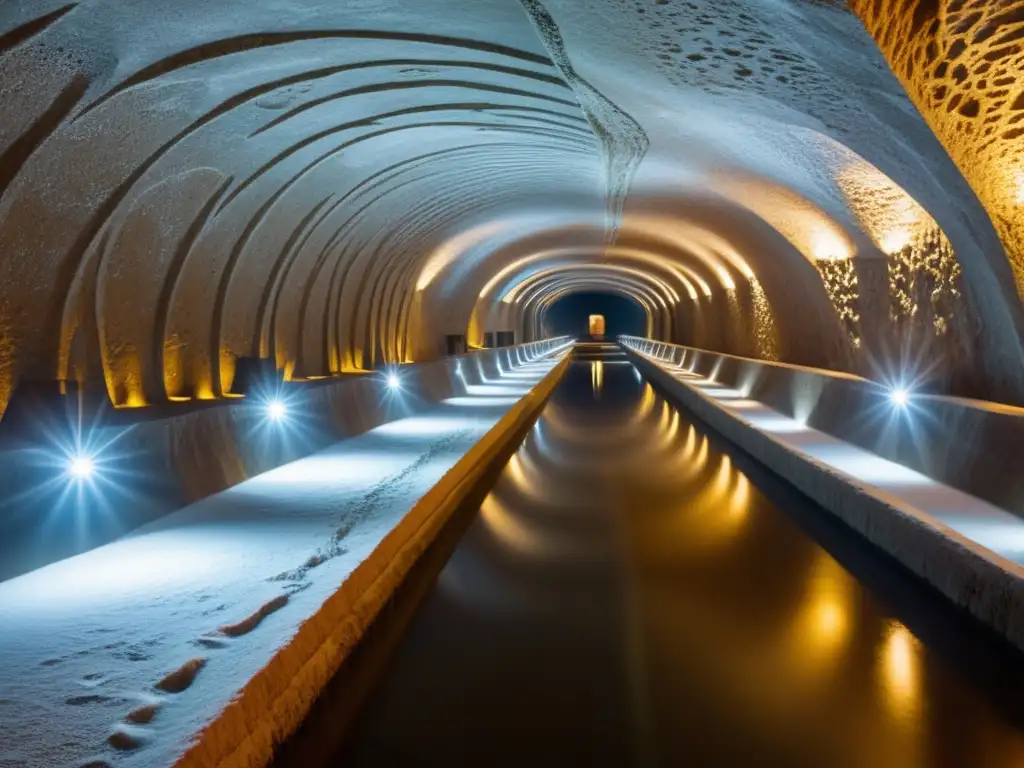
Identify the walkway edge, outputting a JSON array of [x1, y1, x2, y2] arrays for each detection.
[[173, 353, 572, 768], [625, 347, 1024, 654]]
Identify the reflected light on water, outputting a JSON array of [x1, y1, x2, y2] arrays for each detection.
[[791, 553, 852, 674], [624, 382, 656, 429], [480, 495, 543, 556], [353, 351, 1024, 768], [711, 454, 733, 500], [728, 472, 751, 524], [710, 455, 752, 538], [506, 452, 531, 492], [694, 433, 709, 469], [653, 406, 681, 454], [591, 360, 603, 396], [880, 622, 921, 723]]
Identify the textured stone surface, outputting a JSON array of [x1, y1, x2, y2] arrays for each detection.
[[849, 1, 1024, 301], [0, 0, 1022, 420]]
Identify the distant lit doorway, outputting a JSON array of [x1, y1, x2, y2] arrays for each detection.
[[545, 292, 646, 339]]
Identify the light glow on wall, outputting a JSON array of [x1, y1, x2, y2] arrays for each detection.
[[416, 219, 512, 291], [476, 245, 708, 303], [889, 387, 909, 408], [67, 454, 96, 480], [812, 228, 852, 261], [623, 215, 756, 290], [879, 229, 912, 254], [716, 266, 736, 291], [502, 263, 681, 305], [267, 399, 287, 422]]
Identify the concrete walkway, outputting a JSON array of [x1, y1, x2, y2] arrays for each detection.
[[0, 352, 564, 768], [635, 349, 1024, 569]]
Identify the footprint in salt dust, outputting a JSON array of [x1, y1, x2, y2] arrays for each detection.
[[192, 592, 291, 648], [65, 694, 115, 706], [218, 594, 289, 637], [270, 522, 353, 583], [155, 657, 207, 694], [125, 703, 160, 724], [108, 659, 207, 750], [107, 726, 146, 752], [109, 592, 291, 750], [111, 640, 161, 662], [193, 635, 229, 649], [201, 602, 230, 617]]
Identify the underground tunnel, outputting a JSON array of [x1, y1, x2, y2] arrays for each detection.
[[3, 0, 1024, 765]]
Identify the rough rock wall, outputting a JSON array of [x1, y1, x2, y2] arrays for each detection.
[[849, 0, 1024, 299], [1, 0, 1023, 422], [0, 2, 597, 417]]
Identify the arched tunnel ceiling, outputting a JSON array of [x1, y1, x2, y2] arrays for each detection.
[[2, 0, 1024, 413]]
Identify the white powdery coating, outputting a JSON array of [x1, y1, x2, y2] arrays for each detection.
[[0, 360, 557, 768]]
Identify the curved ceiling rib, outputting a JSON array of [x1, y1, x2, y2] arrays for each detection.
[[504, 263, 679, 308], [0, 0, 1022, 417]]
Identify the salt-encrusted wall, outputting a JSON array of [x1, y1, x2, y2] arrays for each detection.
[[1, 0, 1023, 419]]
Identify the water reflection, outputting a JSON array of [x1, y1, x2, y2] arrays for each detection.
[[340, 347, 1024, 768], [790, 552, 853, 673], [882, 622, 921, 723]]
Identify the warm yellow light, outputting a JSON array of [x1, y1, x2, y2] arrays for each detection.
[[711, 453, 733, 498], [124, 391, 147, 408], [879, 229, 911, 254], [1016, 172, 1024, 204], [478, 255, 533, 299], [812, 229, 851, 261], [478, 246, 703, 304], [591, 360, 603, 395], [503, 263, 680, 305], [506, 451, 530, 491], [727, 472, 751, 523], [694, 434, 709, 468], [881, 622, 920, 720], [790, 553, 852, 673], [716, 266, 736, 291], [480, 496, 543, 555], [815, 601, 845, 639], [416, 220, 509, 291]]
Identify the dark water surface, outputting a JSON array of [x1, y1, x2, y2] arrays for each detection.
[[322, 344, 1024, 767]]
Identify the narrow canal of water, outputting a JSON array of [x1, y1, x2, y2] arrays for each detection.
[[290, 343, 1024, 767]]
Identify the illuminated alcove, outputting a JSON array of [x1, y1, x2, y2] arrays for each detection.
[[545, 292, 647, 339]]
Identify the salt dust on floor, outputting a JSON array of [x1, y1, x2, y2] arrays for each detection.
[[0, 356, 560, 768]]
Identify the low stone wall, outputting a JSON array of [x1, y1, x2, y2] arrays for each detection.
[[622, 336, 1024, 520], [173, 348, 572, 768], [622, 339, 1024, 653], [0, 339, 570, 580]]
